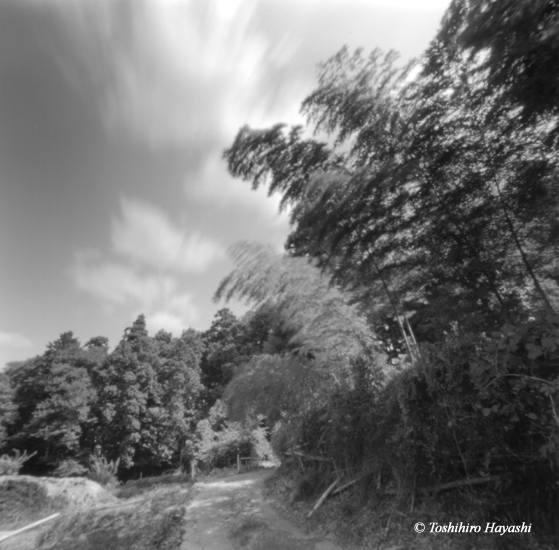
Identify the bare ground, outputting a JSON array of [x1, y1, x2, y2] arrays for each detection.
[[181, 468, 343, 550]]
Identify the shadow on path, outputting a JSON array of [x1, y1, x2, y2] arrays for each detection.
[[181, 468, 342, 550]]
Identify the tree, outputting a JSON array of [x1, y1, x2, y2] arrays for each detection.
[[0, 372, 16, 450], [456, 0, 559, 129], [224, 36, 559, 354], [5, 332, 97, 467], [155, 328, 203, 469], [97, 315, 204, 471], [215, 242, 377, 361], [98, 315, 166, 468]]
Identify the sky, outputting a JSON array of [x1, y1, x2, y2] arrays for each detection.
[[0, 0, 451, 368]]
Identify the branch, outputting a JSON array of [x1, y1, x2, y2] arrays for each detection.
[[285, 450, 332, 462], [550, 395, 559, 429], [425, 475, 503, 494], [331, 476, 363, 496], [307, 478, 339, 518]]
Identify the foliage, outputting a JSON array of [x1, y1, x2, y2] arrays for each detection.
[[93, 316, 203, 471], [0, 373, 16, 450], [469, 313, 559, 465], [216, 242, 378, 360], [193, 401, 274, 472], [457, 0, 559, 128], [292, 316, 558, 534], [88, 450, 120, 488], [52, 458, 87, 478], [222, 11, 559, 538], [115, 473, 191, 499], [225, 37, 558, 357], [37, 486, 187, 550], [0, 449, 37, 475], [1, 317, 204, 478], [200, 308, 254, 408], [0, 478, 51, 530], [195, 418, 250, 471], [5, 333, 98, 467]]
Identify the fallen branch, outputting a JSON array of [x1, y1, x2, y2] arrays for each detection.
[[285, 450, 332, 463], [425, 475, 503, 494], [307, 478, 339, 518], [0, 513, 60, 543], [331, 476, 363, 496], [374, 475, 504, 496]]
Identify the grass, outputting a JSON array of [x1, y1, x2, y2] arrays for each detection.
[[230, 516, 269, 547], [264, 466, 558, 550], [37, 485, 189, 550], [0, 474, 193, 550], [0, 478, 66, 531], [229, 516, 311, 550], [115, 473, 192, 499]]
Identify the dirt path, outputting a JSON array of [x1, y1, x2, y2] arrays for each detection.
[[180, 468, 342, 550]]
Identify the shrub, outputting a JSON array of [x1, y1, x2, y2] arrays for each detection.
[[115, 473, 191, 499], [53, 458, 87, 478], [88, 452, 120, 488], [0, 478, 50, 529], [0, 449, 37, 475]]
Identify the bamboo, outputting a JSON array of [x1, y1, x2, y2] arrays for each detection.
[[307, 478, 339, 518], [426, 475, 503, 494], [331, 476, 362, 496]]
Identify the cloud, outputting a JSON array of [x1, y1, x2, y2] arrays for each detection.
[[0, 332, 33, 349], [112, 197, 223, 273], [44, 0, 301, 151], [70, 197, 218, 334], [72, 253, 199, 330], [147, 310, 192, 335]]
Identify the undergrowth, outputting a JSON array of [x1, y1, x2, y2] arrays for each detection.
[[115, 473, 192, 499], [265, 464, 557, 550], [1, 473, 192, 550], [37, 483, 190, 550], [0, 478, 66, 531]]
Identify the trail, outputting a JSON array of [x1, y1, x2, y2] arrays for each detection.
[[180, 468, 342, 550]]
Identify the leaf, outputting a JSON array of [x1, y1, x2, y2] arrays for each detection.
[[525, 343, 542, 360]]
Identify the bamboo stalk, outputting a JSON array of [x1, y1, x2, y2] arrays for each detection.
[[307, 479, 339, 518], [426, 475, 503, 494], [331, 476, 362, 496]]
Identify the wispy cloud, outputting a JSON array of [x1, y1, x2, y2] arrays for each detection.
[[70, 197, 220, 333], [48, 0, 302, 151], [0, 332, 33, 349], [112, 197, 223, 273], [0, 331, 35, 370]]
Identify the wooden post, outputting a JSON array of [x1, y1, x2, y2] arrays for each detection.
[[190, 458, 196, 482], [237, 454, 241, 474]]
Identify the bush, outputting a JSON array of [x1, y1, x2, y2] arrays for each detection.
[[0, 449, 37, 475], [88, 452, 120, 488], [53, 458, 87, 478], [0, 477, 51, 529], [115, 473, 191, 499], [197, 424, 252, 470], [290, 315, 558, 543]]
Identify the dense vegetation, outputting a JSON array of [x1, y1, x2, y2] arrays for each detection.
[[0, 0, 557, 546], [0, 309, 275, 479], [220, 0, 559, 545]]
